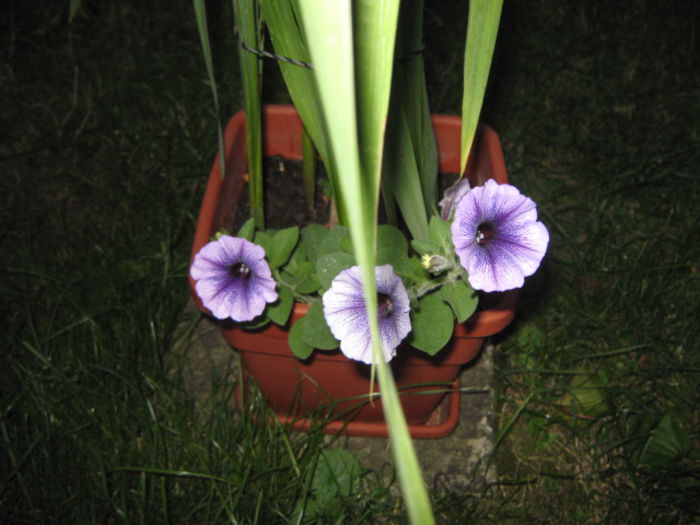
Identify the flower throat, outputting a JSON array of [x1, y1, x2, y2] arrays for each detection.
[[230, 262, 251, 280], [476, 222, 496, 245], [378, 293, 394, 317]]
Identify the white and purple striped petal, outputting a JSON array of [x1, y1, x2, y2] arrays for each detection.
[[322, 265, 411, 364]]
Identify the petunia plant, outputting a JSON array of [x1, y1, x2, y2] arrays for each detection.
[[190, 0, 547, 523], [192, 181, 548, 361]]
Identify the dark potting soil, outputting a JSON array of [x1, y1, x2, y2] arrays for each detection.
[[230, 155, 463, 236], [231, 155, 331, 232]]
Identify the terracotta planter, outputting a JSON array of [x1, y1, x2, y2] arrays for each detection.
[[189, 105, 517, 438]]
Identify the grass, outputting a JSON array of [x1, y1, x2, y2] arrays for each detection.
[[2, 0, 699, 523]]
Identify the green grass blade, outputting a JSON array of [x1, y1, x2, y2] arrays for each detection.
[[69, 0, 81, 22], [298, 2, 435, 523], [460, 0, 503, 176], [192, 0, 226, 186], [233, 0, 264, 228]]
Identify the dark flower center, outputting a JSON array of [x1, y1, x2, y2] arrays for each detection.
[[378, 293, 394, 318], [476, 222, 496, 245], [230, 262, 251, 280]]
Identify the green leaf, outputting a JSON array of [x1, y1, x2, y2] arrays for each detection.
[[313, 448, 361, 505], [239, 314, 271, 331], [260, 2, 329, 177], [286, 241, 309, 269], [299, 274, 322, 295], [376, 225, 410, 273], [316, 252, 355, 290], [302, 126, 318, 219], [407, 291, 454, 355], [354, 0, 400, 190], [302, 302, 339, 351], [267, 286, 294, 326], [460, 0, 504, 175], [559, 372, 609, 422], [395, 256, 429, 286], [317, 225, 350, 257], [289, 317, 314, 359], [253, 230, 273, 255], [315, 448, 361, 497], [282, 263, 321, 295], [393, 0, 439, 214], [410, 239, 441, 256], [298, 2, 434, 522], [293, 448, 361, 520], [232, 0, 264, 226], [339, 235, 354, 254], [437, 280, 477, 323], [193, 0, 227, 187], [268, 227, 300, 269], [69, 0, 81, 22], [236, 218, 256, 240], [382, 107, 431, 241], [428, 215, 453, 251], [301, 224, 329, 264]]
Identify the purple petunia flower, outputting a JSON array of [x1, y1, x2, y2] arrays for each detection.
[[451, 179, 549, 292], [322, 265, 411, 364], [190, 235, 278, 322]]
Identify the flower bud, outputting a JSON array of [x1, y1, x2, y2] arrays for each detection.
[[421, 254, 449, 275]]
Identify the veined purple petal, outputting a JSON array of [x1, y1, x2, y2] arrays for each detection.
[[190, 235, 278, 322], [322, 265, 411, 364], [451, 179, 549, 292]]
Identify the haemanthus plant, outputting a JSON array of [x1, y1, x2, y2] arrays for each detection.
[[190, 0, 546, 522]]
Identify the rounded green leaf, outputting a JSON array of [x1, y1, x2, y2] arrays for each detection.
[[289, 317, 314, 359], [301, 223, 329, 264], [268, 226, 300, 269], [282, 262, 321, 294], [318, 225, 349, 257], [316, 252, 355, 290], [437, 279, 478, 323], [236, 218, 256, 241], [302, 301, 339, 350], [253, 230, 273, 254], [267, 285, 294, 326], [376, 225, 409, 271], [407, 292, 454, 355]]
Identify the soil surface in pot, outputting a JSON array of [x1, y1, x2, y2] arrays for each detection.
[[231, 155, 461, 233], [232, 156, 331, 231]]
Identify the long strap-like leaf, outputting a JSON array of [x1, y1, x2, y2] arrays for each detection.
[[297, 2, 435, 524], [233, 0, 264, 228], [460, 0, 503, 176], [261, 0, 346, 223], [192, 0, 227, 186]]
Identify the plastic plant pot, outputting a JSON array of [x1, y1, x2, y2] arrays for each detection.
[[189, 105, 517, 438]]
